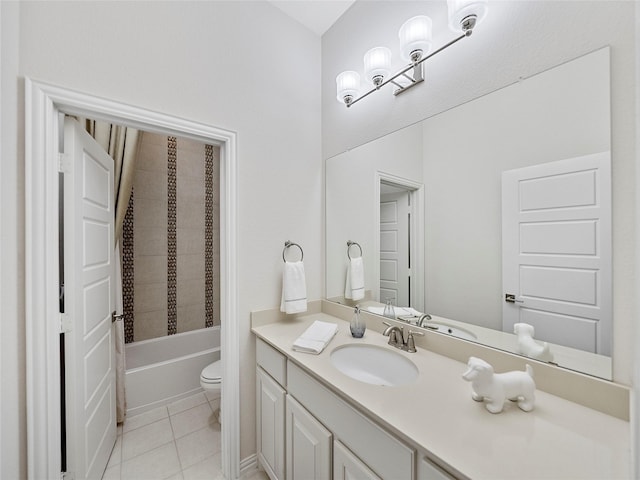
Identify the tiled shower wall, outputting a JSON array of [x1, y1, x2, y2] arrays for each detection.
[[122, 133, 220, 343]]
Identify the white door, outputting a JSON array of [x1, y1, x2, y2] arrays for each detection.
[[256, 367, 286, 480], [380, 192, 410, 306], [286, 395, 332, 480], [502, 152, 611, 355], [333, 440, 381, 480], [63, 117, 117, 479]]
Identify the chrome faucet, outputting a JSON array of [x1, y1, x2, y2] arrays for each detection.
[[417, 313, 432, 328], [383, 322, 424, 353]]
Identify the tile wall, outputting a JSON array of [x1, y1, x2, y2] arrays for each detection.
[[124, 133, 220, 343]]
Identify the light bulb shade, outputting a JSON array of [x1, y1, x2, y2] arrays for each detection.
[[399, 16, 433, 63], [363, 47, 392, 85], [336, 71, 361, 104], [447, 0, 488, 32]]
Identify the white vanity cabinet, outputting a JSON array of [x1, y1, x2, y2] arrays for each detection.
[[334, 440, 381, 480], [256, 339, 287, 480], [417, 455, 456, 480], [256, 337, 433, 480], [285, 395, 332, 480]]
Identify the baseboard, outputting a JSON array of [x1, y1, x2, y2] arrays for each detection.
[[240, 454, 259, 477]]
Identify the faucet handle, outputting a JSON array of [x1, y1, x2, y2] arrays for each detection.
[[405, 330, 425, 353]]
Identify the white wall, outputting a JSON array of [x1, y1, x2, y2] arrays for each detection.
[[1, 1, 321, 475], [322, 1, 636, 385], [1, 1, 27, 478], [423, 48, 610, 332], [325, 123, 423, 300]]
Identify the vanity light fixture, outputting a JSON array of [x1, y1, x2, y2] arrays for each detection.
[[336, 0, 488, 107]]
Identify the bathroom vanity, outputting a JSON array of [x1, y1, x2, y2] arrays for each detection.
[[252, 307, 629, 480]]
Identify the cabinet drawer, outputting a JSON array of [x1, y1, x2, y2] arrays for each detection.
[[288, 362, 414, 480], [257, 338, 287, 387], [417, 455, 458, 480]]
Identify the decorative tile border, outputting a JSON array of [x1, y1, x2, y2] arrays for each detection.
[[167, 137, 178, 335], [205, 144, 215, 328], [122, 191, 135, 343]]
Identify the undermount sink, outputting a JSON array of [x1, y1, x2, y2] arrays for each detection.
[[330, 344, 419, 387]]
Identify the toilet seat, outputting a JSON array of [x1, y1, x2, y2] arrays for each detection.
[[201, 360, 222, 385]]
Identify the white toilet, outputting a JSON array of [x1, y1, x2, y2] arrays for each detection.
[[200, 359, 222, 423]]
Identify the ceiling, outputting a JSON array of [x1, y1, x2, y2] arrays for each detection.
[[268, 0, 355, 36]]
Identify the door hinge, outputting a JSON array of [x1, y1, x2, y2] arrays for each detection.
[[58, 153, 72, 173], [60, 313, 72, 333]]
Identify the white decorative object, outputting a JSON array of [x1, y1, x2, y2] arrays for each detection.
[[513, 323, 554, 363], [462, 357, 536, 413]]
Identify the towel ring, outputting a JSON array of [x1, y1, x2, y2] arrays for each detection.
[[283, 240, 304, 262], [347, 240, 363, 260]]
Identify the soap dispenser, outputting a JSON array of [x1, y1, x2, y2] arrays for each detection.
[[350, 305, 366, 338], [383, 298, 396, 320]]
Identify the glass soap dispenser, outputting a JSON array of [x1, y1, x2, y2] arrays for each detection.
[[350, 305, 366, 338]]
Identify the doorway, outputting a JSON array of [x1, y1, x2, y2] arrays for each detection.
[[25, 79, 240, 479], [375, 173, 424, 313]]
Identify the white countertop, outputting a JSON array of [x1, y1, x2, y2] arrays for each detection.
[[252, 312, 630, 480]]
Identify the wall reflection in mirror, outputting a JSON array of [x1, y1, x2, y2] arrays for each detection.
[[325, 47, 613, 379]]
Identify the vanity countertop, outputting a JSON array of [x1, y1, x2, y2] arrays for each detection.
[[252, 312, 630, 480]]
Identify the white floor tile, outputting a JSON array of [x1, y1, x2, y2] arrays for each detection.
[[102, 463, 121, 480], [181, 453, 223, 480], [122, 418, 174, 461], [175, 423, 221, 469], [169, 402, 214, 439], [121, 442, 181, 480], [106, 434, 122, 468], [164, 472, 184, 480], [168, 392, 208, 416], [123, 405, 169, 433], [241, 469, 269, 480]]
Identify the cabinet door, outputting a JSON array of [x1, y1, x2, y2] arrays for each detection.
[[286, 395, 332, 480], [257, 367, 286, 480], [334, 440, 381, 480], [417, 456, 457, 480]]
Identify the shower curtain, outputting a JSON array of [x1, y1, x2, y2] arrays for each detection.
[[81, 118, 141, 423]]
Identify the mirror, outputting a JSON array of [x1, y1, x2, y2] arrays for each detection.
[[326, 48, 612, 379]]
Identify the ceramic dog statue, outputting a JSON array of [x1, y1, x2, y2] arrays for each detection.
[[513, 323, 554, 363], [462, 357, 536, 413]]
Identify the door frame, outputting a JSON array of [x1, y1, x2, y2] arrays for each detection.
[[374, 171, 424, 312], [25, 78, 240, 479]]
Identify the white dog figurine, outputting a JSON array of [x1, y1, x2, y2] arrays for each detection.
[[513, 323, 554, 363], [462, 357, 536, 414]]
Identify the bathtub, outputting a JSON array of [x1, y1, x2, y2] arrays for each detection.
[[125, 326, 220, 416]]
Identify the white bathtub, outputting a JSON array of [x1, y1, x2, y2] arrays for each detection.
[[125, 326, 220, 416]]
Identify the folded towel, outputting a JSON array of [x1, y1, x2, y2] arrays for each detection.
[[367, 306, 422, 317], [280, 261, 307, 314], [344, 256, 365, 301], [292, 320, 338, 354]]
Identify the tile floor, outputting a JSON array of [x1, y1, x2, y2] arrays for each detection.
[[102, 391, 268, 480]]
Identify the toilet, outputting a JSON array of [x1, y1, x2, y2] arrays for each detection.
[[200, 359, 222, 423]]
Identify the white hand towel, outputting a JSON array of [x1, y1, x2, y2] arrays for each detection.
[[280, 260, 308, 314], [292, 320, 338, 354], [344, 257, 365, 301]]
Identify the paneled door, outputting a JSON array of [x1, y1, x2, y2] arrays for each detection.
[[502, 152, 611, 354], [63, 117, 117, 479], [380, 191, 411, 307], [286, 395, 332, 480]]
